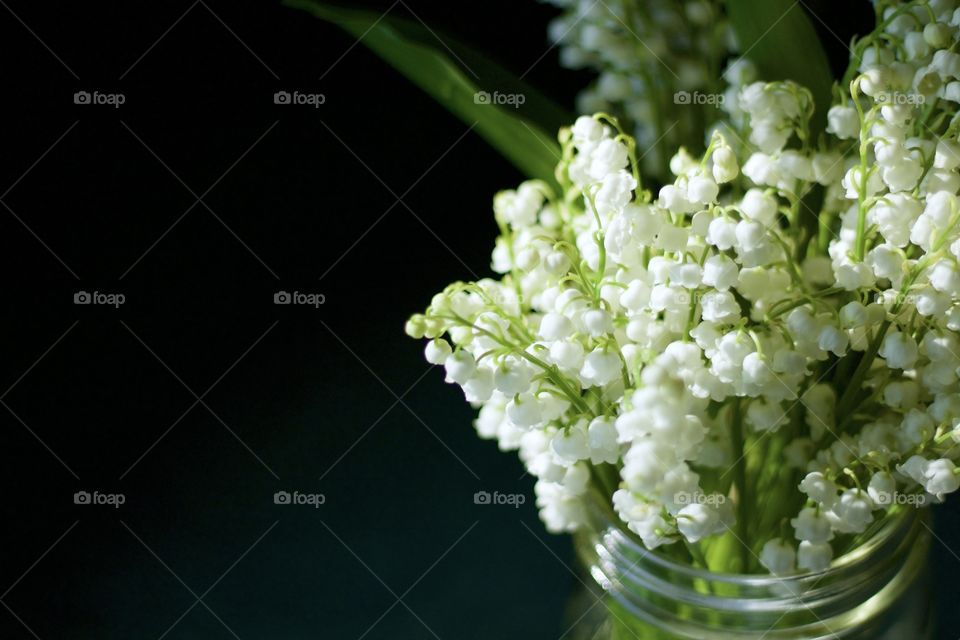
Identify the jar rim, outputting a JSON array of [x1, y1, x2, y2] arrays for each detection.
[[583, 506, 932, 637], [601, 506, 917, 587]]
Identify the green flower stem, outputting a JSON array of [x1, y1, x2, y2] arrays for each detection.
[[835, 239, 950, 421], [492, 216, 526, 305], [765, 287, 844, 320], [729, 399, 751, 572], [852, 90, 873, 262], [835, 319, 891, 422], [501, 347, 591, 414], [683, 293, 699, 342], [583, 191, 607, 304], [461, 283, 536, 343], [610, 336, 633, 389], [769, 231, 808, 291], [434, 312, 593, 415], [840, 3, 932, 87], [684, 539, 711, 572], [588, 470, 622, 526], [590, 463, 619, 501]]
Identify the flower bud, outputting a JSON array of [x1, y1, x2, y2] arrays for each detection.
[[797, 541, 833, 572], [711, 146, 739, 183], [425, 338, 452, 364], [405, 315, 427, 338], [760, 539, 796, 574]]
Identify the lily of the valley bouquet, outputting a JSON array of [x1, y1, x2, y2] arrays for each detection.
[[401, 1, 960, 577]]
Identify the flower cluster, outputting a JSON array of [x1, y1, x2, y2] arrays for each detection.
[[408, 0, 960, 575], [540, 0, 737, 181]]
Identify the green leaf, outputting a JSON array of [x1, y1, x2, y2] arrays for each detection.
[[285, 0, 570, 189], [725, 0, 833, 135]]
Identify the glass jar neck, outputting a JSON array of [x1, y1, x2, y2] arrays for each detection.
[[575, 506, 932, 639]]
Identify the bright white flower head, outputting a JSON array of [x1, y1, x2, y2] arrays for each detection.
[[410, 2, 960, 576]]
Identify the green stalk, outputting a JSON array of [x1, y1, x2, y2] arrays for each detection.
[[684, 540, 711, 572], [729, 399, 750, 571], [835, 319, 889, 421]]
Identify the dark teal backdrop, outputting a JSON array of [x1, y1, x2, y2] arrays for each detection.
[[0, 1, 956, 638]]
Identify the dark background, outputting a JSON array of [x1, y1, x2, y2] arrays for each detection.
[[0, 1, 956, 638]]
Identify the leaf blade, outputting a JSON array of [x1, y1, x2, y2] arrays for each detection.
[[285, 0, 567, 188], [726, 0, 833, 134]]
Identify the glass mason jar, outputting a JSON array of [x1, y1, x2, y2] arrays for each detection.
[[566, 504, 933, 640]]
